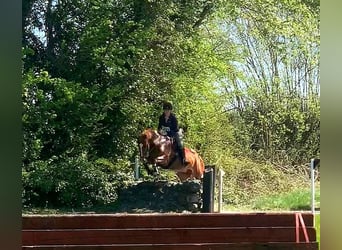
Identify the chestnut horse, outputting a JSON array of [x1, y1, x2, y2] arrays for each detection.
[[138, 128, 205, 182]]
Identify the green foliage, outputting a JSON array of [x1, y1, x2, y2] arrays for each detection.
[[22, 0, 319, 209], [217, 0, 320, 164], [22, 70, 137, 207], [218, 156, 308, 206], [229, 92, 320, 164], [315, 214, 320, 245], [22, 71, 97, 162], [22, 155, 134, 207]]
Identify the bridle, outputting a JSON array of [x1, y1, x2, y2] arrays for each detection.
[[138, 130, 159, 160]]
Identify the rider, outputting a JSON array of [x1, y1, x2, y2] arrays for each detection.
[[158, 101, 189, 166]]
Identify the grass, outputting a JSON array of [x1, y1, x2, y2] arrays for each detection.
[[221, 185, 320, 246], [222, 185, 320, 211], [315, 213, 320, 246], [252, 186, 320, 211]]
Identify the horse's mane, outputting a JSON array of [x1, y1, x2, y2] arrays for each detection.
[[142, 128, 159, 140]]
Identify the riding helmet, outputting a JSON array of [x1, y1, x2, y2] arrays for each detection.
[[163, 101, 173, 110]]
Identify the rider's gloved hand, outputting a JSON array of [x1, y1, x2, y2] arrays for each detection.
[[159, 129, 167, 136]]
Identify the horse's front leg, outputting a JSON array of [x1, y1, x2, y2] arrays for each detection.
[[143, 162, 154, 176], [143, 162, 159, 176], [153, 165, 159, 176]]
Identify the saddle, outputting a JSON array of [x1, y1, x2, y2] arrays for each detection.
[[159, 134, 179, 152]]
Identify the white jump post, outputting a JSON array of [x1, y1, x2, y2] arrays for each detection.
[[217, 169, 225, 213], [134, 155, 140, 181]]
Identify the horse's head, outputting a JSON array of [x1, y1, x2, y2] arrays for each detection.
[[137, 128, 158, 160]]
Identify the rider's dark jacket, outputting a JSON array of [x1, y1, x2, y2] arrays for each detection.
[[158, 113, 179, 137]]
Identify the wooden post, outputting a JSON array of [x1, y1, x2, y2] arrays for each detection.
[[202, 165, 215, 213]]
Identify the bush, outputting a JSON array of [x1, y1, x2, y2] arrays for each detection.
[[218, 156, 309, 206], [22, 155, 134, 208]]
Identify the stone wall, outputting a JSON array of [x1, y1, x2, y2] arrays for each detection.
[[116, 180, 203, 213]]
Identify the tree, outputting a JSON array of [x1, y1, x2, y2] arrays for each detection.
[[22, 0, 227, 207], [216, 0, 320, 163]]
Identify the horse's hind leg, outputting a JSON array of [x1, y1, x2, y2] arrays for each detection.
[[176, 170, 191, 182]]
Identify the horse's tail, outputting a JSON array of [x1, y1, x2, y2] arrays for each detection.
[[192, 150, 205, 179], [197, 154, 205, 179]]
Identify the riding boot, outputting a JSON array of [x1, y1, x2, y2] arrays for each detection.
[[179, 148, 189, 166]]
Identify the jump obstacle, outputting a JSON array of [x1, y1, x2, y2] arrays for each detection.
[[22, 212, 318, 249], [22, 161, 319, 249]]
